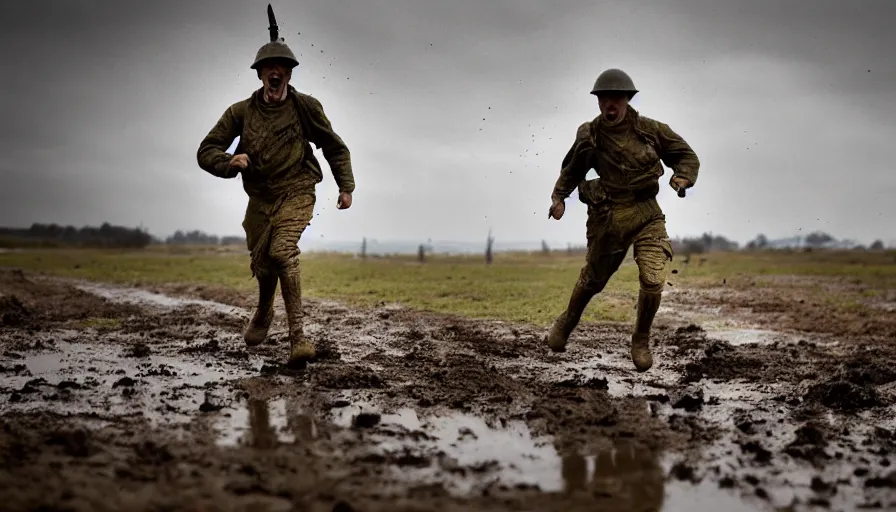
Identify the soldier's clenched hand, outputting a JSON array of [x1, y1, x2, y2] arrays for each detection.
[[670, 176, 690, 191], [337, 192, 352, 210], [549, 199, 565, 220], [229, 154, 250, 170]]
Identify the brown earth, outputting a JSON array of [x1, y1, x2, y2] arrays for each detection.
[[1, 268, 895, 512]]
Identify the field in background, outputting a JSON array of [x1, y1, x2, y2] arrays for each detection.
[[1, 246, 894, 327]]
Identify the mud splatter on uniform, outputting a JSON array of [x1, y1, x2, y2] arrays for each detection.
[[547, 107, 700, 371], [197, 86, 354, 365]]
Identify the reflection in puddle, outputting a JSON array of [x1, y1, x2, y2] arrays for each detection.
[[213, 398, 317, 448], [318, 394, 762, 510], [331, 401, 562, 492], [560, 449, 764, 512]]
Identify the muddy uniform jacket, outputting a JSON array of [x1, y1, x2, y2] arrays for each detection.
[[550, 108, 699, 257], [551, 108, 699, 207], [196, 86, 354, 277], [196, 86, 355, 199]]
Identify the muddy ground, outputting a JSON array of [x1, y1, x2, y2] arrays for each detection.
[[1, 267, 895, 512]]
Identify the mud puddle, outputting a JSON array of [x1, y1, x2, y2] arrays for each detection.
[[0, 337, 261, 425], [74, 281, 244, 316], [214, 392, 766, 511], [3, 269, 896, 511], [213, 397, 307, 448]]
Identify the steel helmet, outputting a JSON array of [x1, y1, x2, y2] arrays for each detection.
[[590, 68, 638, 98], [251, 41, 299, 70]]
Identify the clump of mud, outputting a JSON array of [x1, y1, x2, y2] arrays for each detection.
[[438, 322, 532, 359], [783, 422, 830, 464], [409, 354, 522, 409], [0, 295, 30, 327], [804, 380, 883, 411], [665, 324, 708, 351], [314, 364, 385, 389], [802, 350, 896, 411]]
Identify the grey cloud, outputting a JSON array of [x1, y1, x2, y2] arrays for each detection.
[[0, 0, 894, 246]]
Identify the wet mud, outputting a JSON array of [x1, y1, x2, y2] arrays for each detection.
[[1, 268, 895, 511]]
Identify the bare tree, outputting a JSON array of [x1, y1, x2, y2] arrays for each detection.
[[485, 229, 495, 265]]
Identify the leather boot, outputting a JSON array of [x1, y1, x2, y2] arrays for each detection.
[[546, 281, 596, 352], [279, 264, 315, 366], [631, 290, 662, 372], [243, 273, 278, 347]]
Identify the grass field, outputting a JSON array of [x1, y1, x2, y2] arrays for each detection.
[[1, 246, 894, 326]]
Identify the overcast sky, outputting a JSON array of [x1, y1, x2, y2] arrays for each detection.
[[1, 0, 894, 247]]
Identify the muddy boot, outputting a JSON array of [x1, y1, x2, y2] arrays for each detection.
[[631, 290, 662, 372], [243, 273, 278, 347], [279, 265, 315, 366], [546, 282, 596, 352]]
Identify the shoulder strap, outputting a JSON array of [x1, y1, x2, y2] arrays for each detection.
[[289, 91, 317, 148]]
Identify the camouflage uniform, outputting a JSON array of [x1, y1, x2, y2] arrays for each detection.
[[196, 34, 354, 366], [547, 69, 699, 371]]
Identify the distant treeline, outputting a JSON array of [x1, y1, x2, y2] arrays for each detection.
[[165, 230, 245, 246], [670, 231, 887, 254], [0, 223, 153, 248], [538, 230, 889, 257]]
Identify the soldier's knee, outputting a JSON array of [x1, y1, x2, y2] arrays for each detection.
[[269, 240, 299, 270], [637, 242, 672, 293], [639, 275, 665, 293]]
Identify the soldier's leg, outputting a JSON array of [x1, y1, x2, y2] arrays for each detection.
[[546, 248, 627, 352], [244, 273, 278, 346], [242, 198, 279, 346], [267, 190, 316, 366], [630, 221, 673, 372]]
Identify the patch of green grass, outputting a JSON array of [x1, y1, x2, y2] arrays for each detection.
[[1, 247, 893, 327], [679, 250, 896, 286], [0, 248, 639, 326]]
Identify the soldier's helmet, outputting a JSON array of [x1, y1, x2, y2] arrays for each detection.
[[251, 40, 299, 70], [590, 68, 638, 98]]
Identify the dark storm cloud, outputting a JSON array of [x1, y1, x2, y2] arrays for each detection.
[[0, 0, 893, 246]]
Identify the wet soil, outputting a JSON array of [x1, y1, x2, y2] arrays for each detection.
[[2, 268, 895, 511]]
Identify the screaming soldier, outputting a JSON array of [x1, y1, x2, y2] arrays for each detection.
[[196, 5, 355, 367], [546, 68, 699, 372]]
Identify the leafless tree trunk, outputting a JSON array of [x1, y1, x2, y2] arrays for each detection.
[[485, 230, 495, 265]]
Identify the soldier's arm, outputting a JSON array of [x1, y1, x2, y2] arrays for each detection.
[[654, 122, 700, 186], [551, 123, 594, 203], [196, 103, 245, 179], [303, 96, 355, 194]]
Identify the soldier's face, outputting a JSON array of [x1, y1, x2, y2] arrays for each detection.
[[259, 61, 292, 92], [597, 93, 630, 122]]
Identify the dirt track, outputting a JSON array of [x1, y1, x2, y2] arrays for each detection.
[[1, 268, 895, 511]]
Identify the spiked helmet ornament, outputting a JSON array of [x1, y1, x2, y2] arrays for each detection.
[[250, 4, 299, 70]]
